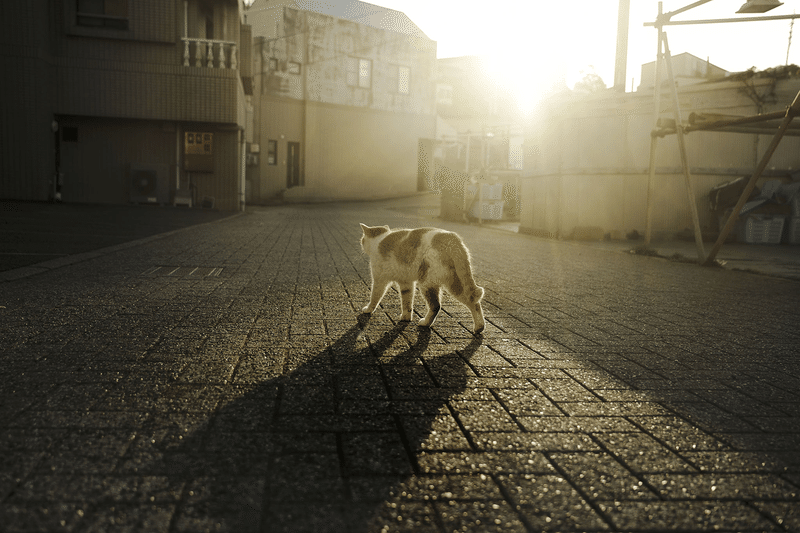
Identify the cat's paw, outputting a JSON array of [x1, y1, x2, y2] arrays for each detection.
[[398, 313, 412, 322], [417, 317, 432, 327], [472, 324, 485, 335], [361, 306, 374, 314]]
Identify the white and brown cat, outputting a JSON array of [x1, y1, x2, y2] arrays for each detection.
[[360, 224, 485, 335]]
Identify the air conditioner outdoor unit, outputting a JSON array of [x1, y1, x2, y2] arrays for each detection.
[[129, 164, 168, 204]]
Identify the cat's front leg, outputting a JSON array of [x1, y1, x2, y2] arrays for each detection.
[[397, 282, 415, 322], [362, 279, 389, 314]]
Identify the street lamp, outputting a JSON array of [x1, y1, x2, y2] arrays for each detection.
[[736, 0, 783, 13]]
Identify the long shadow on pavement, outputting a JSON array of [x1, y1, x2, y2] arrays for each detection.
[[139, 313, 481, 532]]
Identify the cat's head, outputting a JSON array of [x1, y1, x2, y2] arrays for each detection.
[[360, 223, 390, 253]]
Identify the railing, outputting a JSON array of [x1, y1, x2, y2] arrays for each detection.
[[182, 38, 237, 69]]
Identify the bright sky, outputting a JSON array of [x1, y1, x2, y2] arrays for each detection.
[[371, 0, 800, 111]]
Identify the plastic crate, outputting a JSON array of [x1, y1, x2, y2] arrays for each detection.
[[737, 214, 785, 244], [469, 200, 504, 220], [786, 217, 800, 244], [790, 194, 800, 216], [465, 182, 503, 201]]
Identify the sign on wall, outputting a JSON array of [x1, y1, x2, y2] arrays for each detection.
[[184, 132, 214, 172]]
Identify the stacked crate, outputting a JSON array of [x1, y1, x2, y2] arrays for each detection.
[[465, 182, 504, 220], [737, 213, 786, 244]]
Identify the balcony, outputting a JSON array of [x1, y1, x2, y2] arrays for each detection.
[[182, 38, 237, 69]]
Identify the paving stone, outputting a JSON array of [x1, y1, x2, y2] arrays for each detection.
[[436, 499, 527, 532], [550, 452, 659, 501], [594, 433, 698, 473], [471, 431, 598, 452], [645, 473, 799, 500], [496, 474, 609, 531]]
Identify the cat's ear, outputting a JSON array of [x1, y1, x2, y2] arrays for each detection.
[[360, 223, 389, 238]]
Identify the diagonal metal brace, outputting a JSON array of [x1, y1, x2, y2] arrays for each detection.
[[702, 89, 800, 267]]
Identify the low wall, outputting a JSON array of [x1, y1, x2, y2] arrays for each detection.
[[519, 171, 770, 241]]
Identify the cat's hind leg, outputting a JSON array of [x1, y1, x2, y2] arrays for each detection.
[[418, 285, 441, 327], [398, 282, 415, 322], [362, 279, 390, 314], [454, 285, 485, 335], [470, 300, 485, 335]]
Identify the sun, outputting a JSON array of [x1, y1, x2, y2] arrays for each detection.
[[482, 54, 569, 115]]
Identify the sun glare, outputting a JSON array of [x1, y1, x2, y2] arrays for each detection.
[[460, 2, 614, 115], [482, 54, 568, 115]]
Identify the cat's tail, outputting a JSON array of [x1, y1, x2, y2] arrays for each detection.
[[451, 241, 483, 304]]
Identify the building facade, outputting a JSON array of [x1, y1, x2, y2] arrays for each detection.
[[1, 0, 253, 211], [245, 0, 437, 202]]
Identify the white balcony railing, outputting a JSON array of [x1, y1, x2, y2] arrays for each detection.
[[182, 38, 237, 69]]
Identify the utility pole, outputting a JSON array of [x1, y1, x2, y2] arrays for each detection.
[[614, 0, 631, 91]]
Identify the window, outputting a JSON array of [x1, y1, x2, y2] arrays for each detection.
[[436, 84, 453, 105], [358, 59, 371, 88], [77, 0, 128, 30], [347, 57, 371, 88], [269, 58, 278, 71], [267, 140, 277, 166], [397, 66, 410, 94], [346, 58, 357, 86], [288, 61, 301, 75]]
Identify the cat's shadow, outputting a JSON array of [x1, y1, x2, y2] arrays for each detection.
[[147, 313, 482, 532]]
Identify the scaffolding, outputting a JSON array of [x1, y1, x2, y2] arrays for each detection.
[[643, 0, 800, 265]]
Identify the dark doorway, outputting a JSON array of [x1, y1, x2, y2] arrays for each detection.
[[287, 141, 300, 188]]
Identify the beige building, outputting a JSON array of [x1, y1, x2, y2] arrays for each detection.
[[638, 52, 729, 91], [1, 0, 253, 211], [244, 0, 437, 202], [521, 70, 800, 240]]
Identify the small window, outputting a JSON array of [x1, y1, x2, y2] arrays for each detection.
[[358, 58, 371, 88], [346, 57, 357, 86], [346, 57, 371, 88], [77, 0, 129, 30], [62, 127, 78, 142], [397, 66, 410, 94], [267, 140, 277, 166], [288, 62, 301, 75], [269, 58, 278, 71]]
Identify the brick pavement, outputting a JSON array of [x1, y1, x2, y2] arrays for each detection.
[[1, 199, 799, 532]]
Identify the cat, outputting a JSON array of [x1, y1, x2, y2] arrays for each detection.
[[359, 223, 485, 335]]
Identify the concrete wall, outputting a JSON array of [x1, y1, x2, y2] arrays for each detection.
[[57, 118, 174, 205], [521, 77, 800, 240], [0, 1, 57, 201], [298, 101, 435, 200], [54, 117, 242, 211], [253, 96, 305, 199]]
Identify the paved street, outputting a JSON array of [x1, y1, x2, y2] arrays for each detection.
[[1, 196, 799, 532]]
